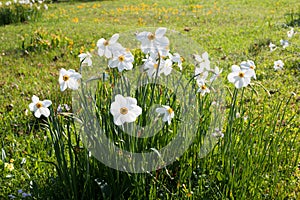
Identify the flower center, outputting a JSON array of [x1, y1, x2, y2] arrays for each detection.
[[63, 75, 69, 81], [238, 72, 245, 78], [103, 40, 109, 46], [154, 64, 158, 69], [36, 102, 43, 109], [250, 65, 255, 69], [120, 107, 128, 115], [148, 33, 155, 40], [118, 55, 125, 62], [201, 85, 207, 90], [167, 108, 173, 114]]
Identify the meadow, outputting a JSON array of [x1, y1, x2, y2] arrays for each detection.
[[0, 0, 299, 199]]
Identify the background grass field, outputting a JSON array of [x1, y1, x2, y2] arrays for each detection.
[[0, 0, 299, 199]]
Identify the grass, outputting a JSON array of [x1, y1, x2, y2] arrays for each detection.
[[0, 0, 300, 199]]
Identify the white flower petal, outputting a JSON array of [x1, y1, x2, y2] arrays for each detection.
[[31, 95, 39, 103], [227, 73, 236, 83], [155, 27, 167, 38], [110, 102, 121, 115], [34, 109, 42, 118], [40, 107, 50, 117], [68, 79, 79, 90], [42, 100, 52, 108], [130, 105, 142, 116], [235, 79, 244, 89], [124, 112, 138, 123], [110, 34, 119, 44], [60, 82, 67, 91], [156, 107, 166, 114], [231, 65, 240, 72], [114, 94, 127, 107], [114, 115, 124, 126], [29, 103, 35, 111]]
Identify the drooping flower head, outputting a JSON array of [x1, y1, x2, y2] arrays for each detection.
[[97, 34, 122, 58], [136, 27, 170, 56], [29, 95, 52, 118], [110, 94, 142, 126], [59, 68, 82, 91], [210, 66, 223, 82], [168, 52, 183, 70], [227, 65, 254, 89], [78, 52, 92, 66], [155, 105, 175, 125]]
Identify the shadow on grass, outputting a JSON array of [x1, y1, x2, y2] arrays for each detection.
[[284, 10, 300, 27]]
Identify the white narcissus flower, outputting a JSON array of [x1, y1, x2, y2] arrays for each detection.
[[227, 65, 254, 89], [210, 66, 223, 82], [280, 39, 289, 48], [168, 52, 183, 70], [160, 59, 173, 76], [197, 80, 210, 96], [194, 52, 210, 71], [194, 66, 208, 82], [136, 27, 169, 56], [269, 42, 277, 52], [287, 28, 295, 38], [108, 49, 134, 72], [110, 94, 142, 126], [97, 34, 122, 58], [143, 56, 172, 77], [240, 60, 257, 79], [78, 52, 92, 66], [155, 105, 174, 125], [273, 60, 284, 71], [29, 95, 52, 118], [59, 68, 82, 91]]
